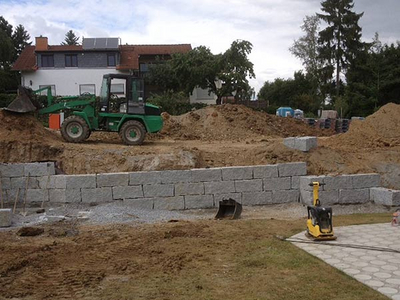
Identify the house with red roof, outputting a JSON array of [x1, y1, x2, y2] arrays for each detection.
[[12, 37, 216, 103]]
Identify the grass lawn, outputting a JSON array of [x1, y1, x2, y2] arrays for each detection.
[[0, 213, 391, 299]]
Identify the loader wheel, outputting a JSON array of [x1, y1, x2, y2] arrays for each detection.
[[61, 116, 90, 143], [119, 120, 146, 145]]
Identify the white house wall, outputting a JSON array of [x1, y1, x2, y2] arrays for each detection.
[[190, 87, 217, 105], [21, 69, 128, 96]]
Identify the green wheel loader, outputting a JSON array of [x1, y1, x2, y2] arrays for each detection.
[[6, 74, 163, 145]]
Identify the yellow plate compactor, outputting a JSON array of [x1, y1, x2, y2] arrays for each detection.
[[306, 182, 337, 241]]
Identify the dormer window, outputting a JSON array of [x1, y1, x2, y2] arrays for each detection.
[[107, 53, 116, 67], [41, 55, 54, 67], [65, 54, 78, 67]]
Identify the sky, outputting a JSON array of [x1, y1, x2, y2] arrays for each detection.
[[1, 0, 399, 93]]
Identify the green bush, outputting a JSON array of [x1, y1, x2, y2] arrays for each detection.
[[0, 93, 16, 108], [147, 91, 207, 115]]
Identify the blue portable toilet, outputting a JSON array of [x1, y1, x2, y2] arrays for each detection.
[[276, 107, 294, 117]]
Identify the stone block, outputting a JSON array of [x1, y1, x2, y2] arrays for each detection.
[[65, 174, 96, 189], [82, 187, 113, 203], [24, 162, 55, 177], [143, 184, 174, 198], [300, 190, 339, 206], [49, 189, 81, 203], [235, 179, 263, 192], [351, 174, 380, 189], [97, 172, 129, 187], [294, 136, 317, 152], [175, 182, 204, 196], [253, 165, 279, 179], [0, 177, 11, 189], [38, 175, 67, 189], [278, 162, 307, 177], [291, 176, 301, 189], [242, 191, 272, 206], [11, 177, 40, 189], [191, 168, 222, 182], [370, 187, 400, 206], [154, 196, 185, 210], [264, 177, 291, 191], [113, 185, 143, 200], [184, 195, 214, 209], [0, 163, 24, 177], [214, 193, 242, 205], [0, 209, 12, 227], [272, 190, 300, 204], [125, 198, 154, 210], [299, 175, 326, 192], [339, 189, 370, 204], [324, 175, 353, 191], [160, 170, 191, 184], [129, 171, 162, 185], [26, 189, 48, 203], [221, 166, 253, 181], [204, 181, 235, 195], [283, 137, 295, 148]]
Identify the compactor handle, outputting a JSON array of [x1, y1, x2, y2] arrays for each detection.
[[308, 182, 326, 186]]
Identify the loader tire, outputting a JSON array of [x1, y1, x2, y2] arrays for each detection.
[[119, 120, 146, 145], [61, 116, 90, 143]]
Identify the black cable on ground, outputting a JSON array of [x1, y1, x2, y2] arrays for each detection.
[[275, 235, 400, 254]]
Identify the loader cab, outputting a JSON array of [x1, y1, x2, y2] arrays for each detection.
[[99, 74, 145, 115]]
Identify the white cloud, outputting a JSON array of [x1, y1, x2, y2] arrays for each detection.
[[1, 0, 399, 93]]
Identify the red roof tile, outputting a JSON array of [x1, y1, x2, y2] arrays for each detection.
[[117, 44, 192, 70], [12, 46, 36, 71]]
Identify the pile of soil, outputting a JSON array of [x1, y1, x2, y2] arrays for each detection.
[[0, 109, 63, 162], [161, 104, 333, 141], [324, 103, 400, 149]]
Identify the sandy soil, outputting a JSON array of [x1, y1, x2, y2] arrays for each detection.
[[1, 103, 400, 189]]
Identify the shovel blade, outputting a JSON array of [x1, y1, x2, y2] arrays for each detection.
[[5, 86, 37, 113], [215, 199, 242, 220]]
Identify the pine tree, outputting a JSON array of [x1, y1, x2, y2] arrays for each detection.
[[317, 0, 365, 99], [12, 24, 31, 59], [62, 30, 79, 45]]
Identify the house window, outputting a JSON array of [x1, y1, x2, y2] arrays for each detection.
[[139, 63, 149, 73], [79, 84, 96, 95], [41, 55, 54, 67], [65, 54, 78, 67], [107, 54, 116, 67], [39, 85, 56, 96], [110, 84, 124, 94]]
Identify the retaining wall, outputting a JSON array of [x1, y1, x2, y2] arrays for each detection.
[[0, 162, 395, 209]]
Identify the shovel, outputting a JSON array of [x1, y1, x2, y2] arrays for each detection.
[[5, 86, 37, 113], [215, 199, 242, 220]]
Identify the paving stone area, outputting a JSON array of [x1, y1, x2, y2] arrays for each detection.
[[291, 223, 400, 299]]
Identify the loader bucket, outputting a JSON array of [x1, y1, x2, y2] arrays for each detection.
[[215, 199, 242, 220], [5, 86, 37, 113]]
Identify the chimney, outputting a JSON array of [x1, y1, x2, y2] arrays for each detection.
[[35, 36, 48, 51]]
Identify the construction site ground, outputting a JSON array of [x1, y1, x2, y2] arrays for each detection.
[[1, 103, 400, 299]]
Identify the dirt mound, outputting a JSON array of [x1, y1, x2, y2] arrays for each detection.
[[325, 103, 400, 149], [161, 104, 332, 141], [0, 110, 63, 163]]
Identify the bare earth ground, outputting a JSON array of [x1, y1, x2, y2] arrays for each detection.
[[1, 103, 400, 188], [0, 211, 391, 300], [1, 104, 400, 299]]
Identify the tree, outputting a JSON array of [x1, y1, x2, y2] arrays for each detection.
[[257, 71, 320, 115], [62, 30, 79, 45], [148, 40, 255, 105], [317, 0, 365, 99], [12, 24, 31, 59]]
